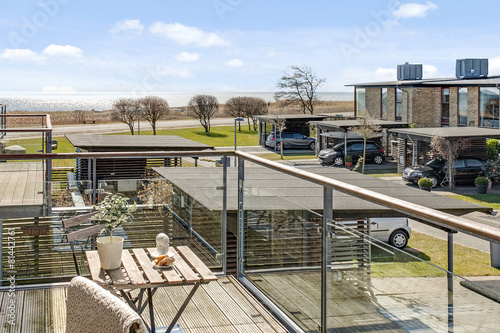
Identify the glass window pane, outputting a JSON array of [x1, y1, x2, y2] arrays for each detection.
[[458, 87, 467, 126], [480, 87, 499, 128], [356, 88, 366, 117], [381, 88, 388, 119]]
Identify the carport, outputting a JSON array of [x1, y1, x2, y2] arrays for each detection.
[[310, 119, 410, 163], [255, 114, 331, 148], [389, 127, 500, 173]]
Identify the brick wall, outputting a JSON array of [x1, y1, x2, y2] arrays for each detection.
[[365, 87, 381, 118], [468, 87, 479, 127], [387, 88, 396, 121], [449, 87, 458, 126], [410, 87, 441, 127]]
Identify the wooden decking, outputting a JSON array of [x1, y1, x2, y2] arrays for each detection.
[[0, 162, 45, 219], [0, 162, 44, 205], [0, 276, 287, 333]]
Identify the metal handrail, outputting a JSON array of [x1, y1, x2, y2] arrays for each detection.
[[1, 149, 499, 243], [0, 113, 52, 131], [236, 151, 500, 244]]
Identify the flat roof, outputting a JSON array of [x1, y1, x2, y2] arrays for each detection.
[[153, 166, 489, 218], [311, 119, 410, 130], [389, 127, 500, 141], [66, 135, 214, 152], [347, 75, 500, 88], [255, 114, 331, 121]]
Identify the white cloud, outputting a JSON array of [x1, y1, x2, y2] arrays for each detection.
[[266, 51, 276, 58], [42, 86, 76, 93], [374, 67, 397, 81], [423, 64, 440, 78], [392, 1, 438, 19], [489, 57, 500, 75], [158, 66, 193, 78], [0, 48, 41, 62], [149, 22, 230, 47], [176, 52, 200, 62], [42, 44, 83, 58], [109, 19, 144, 35], [225, 58, 243, 67]]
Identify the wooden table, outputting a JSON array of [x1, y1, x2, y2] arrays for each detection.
[[86, 246, 217, 333]]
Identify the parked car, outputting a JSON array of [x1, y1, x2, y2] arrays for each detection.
[[402, 158, 486, 188], [340, 217, 411, 249], [266, 132, 315, 151], [318, 140, 385, 166]]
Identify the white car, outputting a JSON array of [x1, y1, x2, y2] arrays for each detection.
[[339, 217, 411, 249]]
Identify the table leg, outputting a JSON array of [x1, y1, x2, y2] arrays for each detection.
[[166, 283, 200, 333], [148, 288, 156, 333]]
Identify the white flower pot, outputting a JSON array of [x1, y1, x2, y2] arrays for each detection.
[[96, 236, 124, 270]]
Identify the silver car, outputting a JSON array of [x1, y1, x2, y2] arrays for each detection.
[[266, 132, 316, 151], [340, 217, 411, 249]]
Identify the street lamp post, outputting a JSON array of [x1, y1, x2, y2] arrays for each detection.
[[234, 118, 244, 166], [137, 108, 142, 135]]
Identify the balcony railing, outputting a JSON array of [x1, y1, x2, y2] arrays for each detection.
[[0, 150, 499, 332]]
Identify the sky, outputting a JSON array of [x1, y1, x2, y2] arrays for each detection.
[[1, 0, 500, 94]]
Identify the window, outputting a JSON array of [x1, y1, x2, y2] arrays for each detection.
[[466, 159, 484, 168], [381, 88, 388, 119], [441, 88, 450, 127], [395, 89, 402, 121], [349, 143, 363, 151], [356, 88, 366, 117], [452, 160, 465, 168], [479, 87, 499, 128], [458, 87, 467, 126]]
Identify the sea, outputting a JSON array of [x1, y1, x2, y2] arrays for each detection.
[[0, 91, 353, 112]]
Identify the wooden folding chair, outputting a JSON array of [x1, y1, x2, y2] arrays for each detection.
[[62, 211, 101, 276]]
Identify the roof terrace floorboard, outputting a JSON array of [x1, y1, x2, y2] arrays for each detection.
[[0, 277, 287, 333], [0, 162, 44, 218]]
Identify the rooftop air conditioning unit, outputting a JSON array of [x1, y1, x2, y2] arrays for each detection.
[[397, 62, 423, 81], [456, 58, 488, 79]]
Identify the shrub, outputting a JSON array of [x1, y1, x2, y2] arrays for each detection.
[[475, 176, 489, 185], [418, 177, 433, 187], [487, 139, 500, 160], [345, 155, 353, 162]]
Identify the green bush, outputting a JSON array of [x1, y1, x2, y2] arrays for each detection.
[[475, 176, 489, 185], [418, 177, 433, 187], [487, 139, 500, 160], [345, 155, 353, 162]]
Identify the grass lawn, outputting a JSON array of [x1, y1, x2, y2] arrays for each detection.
[[371, 231, 500, 277], [4, 136, 75, 167], [446, 194, 500, 210], [111, 126, 259, 147]]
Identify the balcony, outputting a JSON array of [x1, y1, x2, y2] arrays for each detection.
[[0, 146, 499, 332]]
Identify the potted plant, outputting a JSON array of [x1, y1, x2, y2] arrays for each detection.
[[475, 176, 489, 194], [345, 155, 353, 167], [92, 193, 136, 270], [418, 177, 433, 192]]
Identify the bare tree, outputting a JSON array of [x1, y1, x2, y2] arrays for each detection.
[[224, 96, 268, 131], [112, 98, 139, 135], [187, 95, 219, 133], [271, 115, 287, 160], [138, 96, 170, 135], [275, 65, 326, 115], [430, 136, 471, 189], [348, 115, 381, 174]]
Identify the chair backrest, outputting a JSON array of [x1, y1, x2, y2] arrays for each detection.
[[66, 276, 147, 333], [63, 211, 101, 242]]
